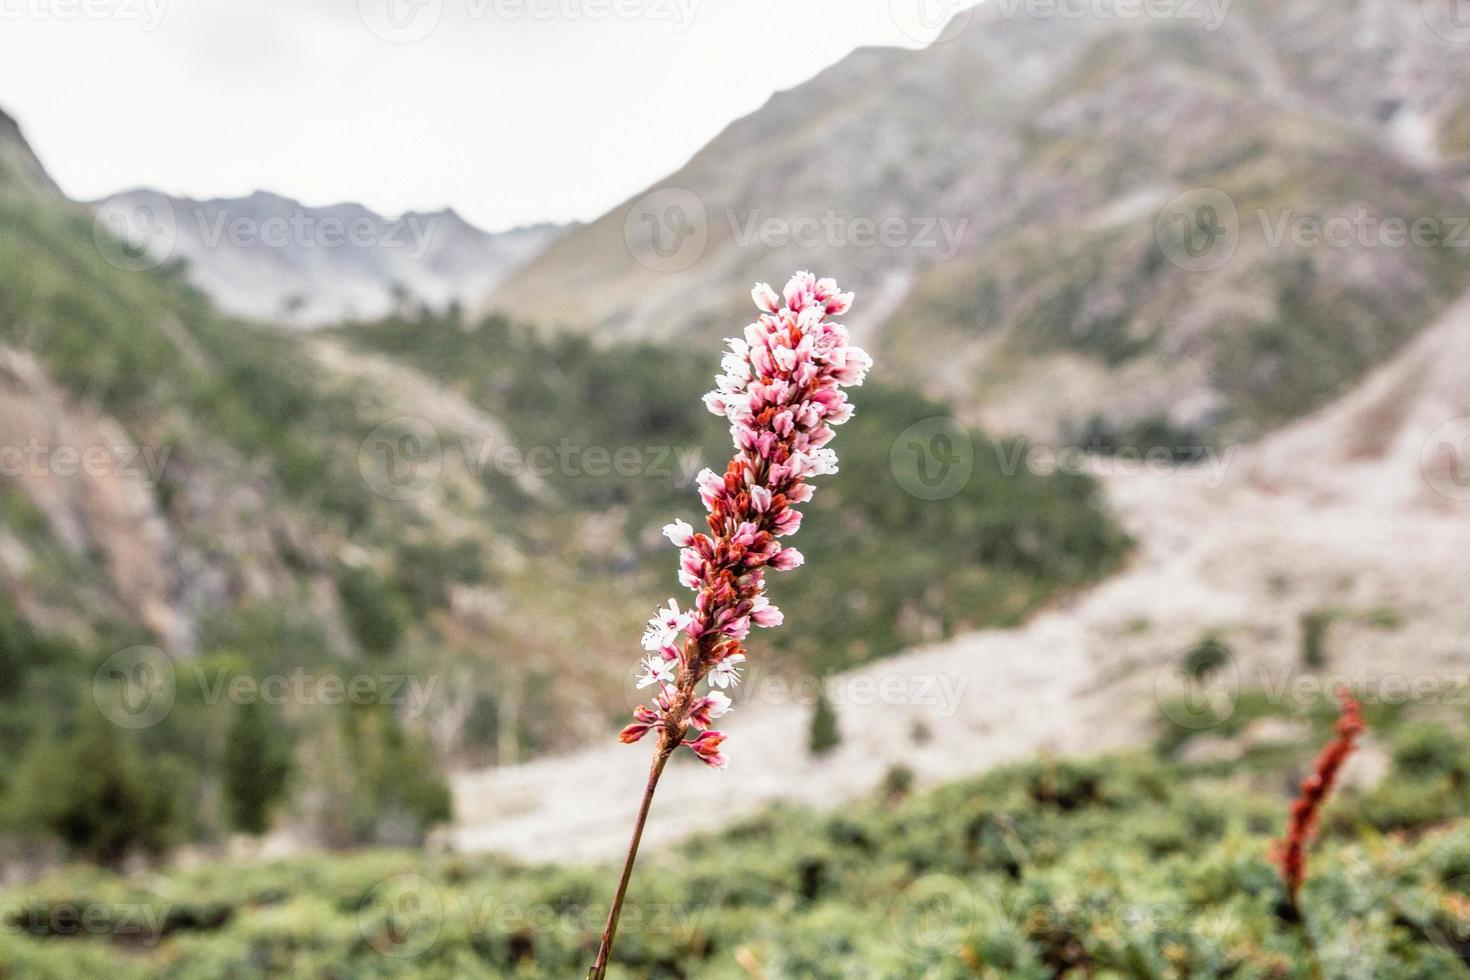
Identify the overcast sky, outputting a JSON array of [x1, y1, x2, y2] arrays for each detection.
[[0, 0, 976, 231]]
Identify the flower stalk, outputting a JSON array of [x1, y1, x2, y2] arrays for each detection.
[[1275, 688, 1366, 914], [588, 272, 870, 977]]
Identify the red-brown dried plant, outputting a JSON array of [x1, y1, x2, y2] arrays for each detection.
[[1274, 689, 1366, 909]]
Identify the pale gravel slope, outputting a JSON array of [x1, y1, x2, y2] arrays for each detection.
[[448, 293, 1470, 864]]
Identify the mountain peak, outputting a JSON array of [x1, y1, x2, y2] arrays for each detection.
[[0, 105, 62, 197]]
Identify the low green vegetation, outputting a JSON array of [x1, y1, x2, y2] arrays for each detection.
[[0, 695, 1464, 977]]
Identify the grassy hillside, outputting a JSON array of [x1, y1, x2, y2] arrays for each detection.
[[0, 694, 1464, 977], [0, 119, 1130, 865]]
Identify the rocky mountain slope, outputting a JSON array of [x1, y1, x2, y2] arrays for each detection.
[[487, 0, 1470, 443], [93, 188, 563, 327]]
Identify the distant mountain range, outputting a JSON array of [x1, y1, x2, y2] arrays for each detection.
[[92, 188, 565, 327], [486, 0, 1470, 442]]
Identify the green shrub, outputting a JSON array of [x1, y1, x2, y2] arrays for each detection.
[[222, 699, 293, 835], [7, 711, 179, 865], [808, 692, 841, 756], [1299, 608, 1337, 668]]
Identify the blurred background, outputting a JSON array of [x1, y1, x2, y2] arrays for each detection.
[[0, 0, 1469, 975]]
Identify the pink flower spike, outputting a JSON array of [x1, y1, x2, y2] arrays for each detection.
[[687, 731, 729, 769], [708, 652, 746, 689], [751, 595, 783, 628], [600, 272, 868, 973], [783, 271, 816, 311], [688, 691, 732, 730], [751, 282, 780, 313], [662, 519, 696, 548], [771, 547, 805, 571], [619, 722, 652, 744], [635, 655, 676, 689]]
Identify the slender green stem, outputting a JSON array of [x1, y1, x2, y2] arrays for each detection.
[[588, 742, 674, 980], [1294, 911, 1324, 980]]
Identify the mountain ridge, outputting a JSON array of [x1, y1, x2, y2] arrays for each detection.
[[91, 187, 566, 328], [485, 0, 1470, 443]]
